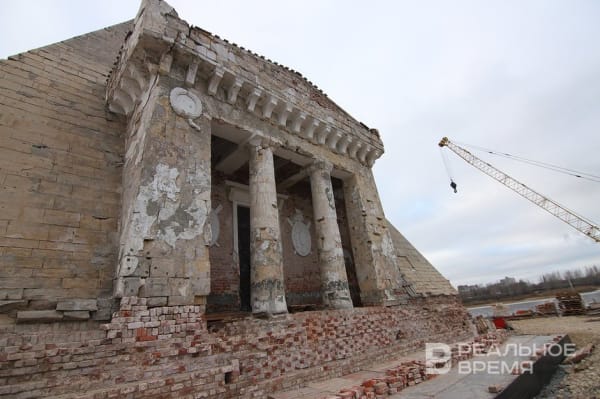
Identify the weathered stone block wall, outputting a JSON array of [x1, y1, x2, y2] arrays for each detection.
[[0, 296, 472, 399], [387, 221, 458, 296], [343, 169, 405, 306], [0, 23, 131, 319], [114, 78, 212, 307]]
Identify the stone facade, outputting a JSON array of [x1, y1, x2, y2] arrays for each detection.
[[0, 21, 131, 320], [388, 222, 457, 296], [0, 0, 465, 397]]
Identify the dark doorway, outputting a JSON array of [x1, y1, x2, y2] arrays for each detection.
[[237, 205, 251, 311]]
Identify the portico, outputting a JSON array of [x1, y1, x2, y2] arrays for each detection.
[[209, 124, 357, 315], [0, 1, 471, 397], [106, 0, 407, 314]]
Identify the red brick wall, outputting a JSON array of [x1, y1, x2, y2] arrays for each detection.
[[208, 172, 239, 312], [0, 296, 472, 398], [280, 182, 321, 307], [0, 297, 470, 399]]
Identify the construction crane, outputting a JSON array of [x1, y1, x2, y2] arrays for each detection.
[[438, 137, 600, 243]]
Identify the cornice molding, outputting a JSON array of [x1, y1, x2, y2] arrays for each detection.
[[106, 0, 384, 167]]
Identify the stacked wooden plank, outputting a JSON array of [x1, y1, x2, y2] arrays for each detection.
[[535, 302, 558, 316], [556, 292, 585, 315], [473, 315, 495, 334]]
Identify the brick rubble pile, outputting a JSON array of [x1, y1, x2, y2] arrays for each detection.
[[324, 330, 510, 399]]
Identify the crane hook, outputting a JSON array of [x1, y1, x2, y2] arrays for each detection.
[[450, 180, 458, 193]]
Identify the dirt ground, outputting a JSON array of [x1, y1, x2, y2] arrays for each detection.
[[510, 316, 600, 399]]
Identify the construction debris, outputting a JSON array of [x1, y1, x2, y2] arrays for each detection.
[[488, 384, 504, 393], [474, 315, 496, 334], [556, 292, 586, 315], [535, 302, 558, 316], [326, 331, 510, 398], [564, 343, 595, 364]]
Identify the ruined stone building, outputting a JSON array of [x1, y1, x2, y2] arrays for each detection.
[[0, 1, 471, 397]]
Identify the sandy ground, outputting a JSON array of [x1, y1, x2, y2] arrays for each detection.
[[510, 316, 600, 399]]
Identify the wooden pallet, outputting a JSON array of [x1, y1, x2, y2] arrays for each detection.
[[556, 292, 585, 315]]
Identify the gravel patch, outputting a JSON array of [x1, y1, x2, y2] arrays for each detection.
[[510, 316, 600, 399]]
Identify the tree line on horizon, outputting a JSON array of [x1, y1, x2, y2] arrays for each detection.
[[457, 265, 600, 303]]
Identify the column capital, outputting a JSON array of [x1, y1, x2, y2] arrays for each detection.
[[308, 158, 333, 175], [246, 135, 282, 151]]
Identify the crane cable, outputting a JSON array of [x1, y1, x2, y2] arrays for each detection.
[[453, 140, 600, 183], [440, 147, 458, 193]]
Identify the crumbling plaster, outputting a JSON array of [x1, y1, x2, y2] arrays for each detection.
[[104, 0, 409, 309], [0, 1, 473, 397], [115, 78, 212, 306]]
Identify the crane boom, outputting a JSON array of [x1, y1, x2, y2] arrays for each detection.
[[439, 137, 600, 243]]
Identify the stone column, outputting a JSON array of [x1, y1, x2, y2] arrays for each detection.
[[309, 160, 354, 309], [247, 138, 288, 315]]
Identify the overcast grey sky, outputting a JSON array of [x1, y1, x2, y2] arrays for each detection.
[[1, 0, 599, 287]]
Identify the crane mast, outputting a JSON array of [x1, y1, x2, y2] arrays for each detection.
[[439, 137, 600, 243]]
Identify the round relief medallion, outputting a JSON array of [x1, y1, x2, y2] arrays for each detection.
[[169, 87, 202, 118], [288, 209, 311, 257]]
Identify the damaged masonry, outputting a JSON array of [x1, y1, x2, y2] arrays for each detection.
[[0, 0, 469, 398]]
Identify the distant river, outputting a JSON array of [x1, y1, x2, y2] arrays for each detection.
[[467, 289, 600, 318]]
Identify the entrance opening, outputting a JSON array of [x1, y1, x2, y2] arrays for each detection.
[[237, 205, 251, 311]]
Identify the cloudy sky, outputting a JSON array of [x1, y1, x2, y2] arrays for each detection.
[[1, 0, 599, 287]]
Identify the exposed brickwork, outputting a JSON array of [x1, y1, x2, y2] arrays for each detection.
[[0, 296, 472, 398], [208, 172, 239, 312], [0, 23, 132, 316], [320, 330, 509, 398], [0, 2, 474, 398], [280, 183, 321, 307]]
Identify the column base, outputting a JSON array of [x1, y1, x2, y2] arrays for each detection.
[[322, 281, 354, 309], [322, 288, 355, 310], [251, 297, 288, 316], [324, 296, 354, 310]]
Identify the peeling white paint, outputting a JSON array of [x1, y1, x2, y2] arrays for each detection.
[[186, 165, 210, 192], [179, 196, 209, 241], [118, 255, 139, 277], [259, 240, 270, 251], [324, 271, 340, 282], [158, 198, 179, 221], [155, 164, 180, 200], [161, 224, 181, 248], [125, 75, 159, 167], [176, 282, 189, 297], [381, 232, 396, 259], [119, 162, 209, 277]]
